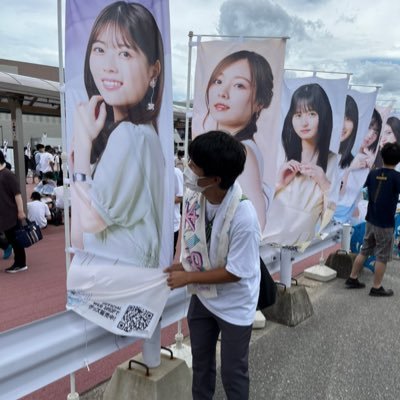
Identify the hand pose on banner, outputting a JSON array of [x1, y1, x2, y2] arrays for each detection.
[[65, 1, 172, 338], [266, 83, 336, 246], [69, 1, 165, 268]]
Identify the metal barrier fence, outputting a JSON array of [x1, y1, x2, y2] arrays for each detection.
[[0, 223, 342, 400]]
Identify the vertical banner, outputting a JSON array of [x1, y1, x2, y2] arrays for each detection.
[[191, 39, 286, 236], [334, 89, 378, 223], [264, 76, 348, 247], [65, 0, 173, 338]]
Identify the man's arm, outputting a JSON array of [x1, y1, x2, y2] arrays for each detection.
[[164, 263, 240, 289], [15, 194, 26, 220]]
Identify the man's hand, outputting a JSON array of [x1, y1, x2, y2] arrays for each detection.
[[166, 271, 190, 289], [164, 263, 184, 273]]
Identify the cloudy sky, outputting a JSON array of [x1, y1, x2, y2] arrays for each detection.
[[0, 0, 399, 107]]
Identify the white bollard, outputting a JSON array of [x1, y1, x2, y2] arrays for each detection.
[[280, 248, 293, 288], [341, 223, 352, 253], [142, 320, 161, 368]]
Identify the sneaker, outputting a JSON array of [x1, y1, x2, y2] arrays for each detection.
[[2, 245, 12, 260], [5, 264, 28, 273], [369, 287, 394, 297], [345, 277, 366, 289]]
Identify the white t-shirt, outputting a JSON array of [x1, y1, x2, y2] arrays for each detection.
[[27, 200, 50, 228], [54, 186, 64, 209], [174, 167, 183, 232], [39, 152, 54, 173], [198, 200, 261, 326]]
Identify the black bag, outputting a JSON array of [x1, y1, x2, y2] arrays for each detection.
[[49, 208, 63, 226], [15, 220, 43, 248], [257, 257, 277, 310], [325, 249, 356, 279]]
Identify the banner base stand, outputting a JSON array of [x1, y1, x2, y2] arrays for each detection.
[[103, 352, 192, 400], [262, 285, 313, 327], [304, 264, 337, 282]]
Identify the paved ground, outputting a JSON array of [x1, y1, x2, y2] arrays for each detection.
[[214, 260, 400, 400]]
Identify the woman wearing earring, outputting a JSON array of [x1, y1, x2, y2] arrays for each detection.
[[265, 83, 336, 245], [69, 1, 164, 268], [202, 50, 274, 231], [335, 109, 383, 223], [373, 116, 400, 168]]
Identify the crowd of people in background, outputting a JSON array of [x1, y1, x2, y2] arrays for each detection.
[[0, 143, 65, 273]]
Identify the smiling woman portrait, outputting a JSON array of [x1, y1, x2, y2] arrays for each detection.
[[202, 50, 274, 231], [69, 1, 164, 268], [265, 83, 337, 245]]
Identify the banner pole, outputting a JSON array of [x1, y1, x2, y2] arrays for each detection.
[[58, 1, 78, 399], [57, 0, 71, 273], [183, 31, 194, 158]]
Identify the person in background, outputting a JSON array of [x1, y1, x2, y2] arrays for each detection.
[[346, 142, 400, 296], [39, 145, 55, 177], [175, 149, 186, 172], [165, 131, 260, 400], [0, 150, 27, 273], [0, 232, 12, 260], [27, 191, 51, 229], [33, 143, 45, 180]]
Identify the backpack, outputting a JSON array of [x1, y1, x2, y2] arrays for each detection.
[[49, 208, 63, 226]]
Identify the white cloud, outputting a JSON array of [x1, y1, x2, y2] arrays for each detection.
[[0, 0, 398, 105]]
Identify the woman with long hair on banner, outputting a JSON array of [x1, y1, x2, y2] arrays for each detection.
[[350, 108, 382, 170], [334, 108, 382, 223], [202, 50, 274, 231], [69, 1, 164, 268], [339, 95, 358, 169], [337, 95, 359, 197], [374, 116, 400, 168], [266, 83, 336, 245], [66, 1, 170, 338]]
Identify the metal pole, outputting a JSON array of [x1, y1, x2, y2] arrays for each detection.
[[193, 33, 290, 40], [285, 68, 352, 76], [58, 1, 78, 399], [341, 224, 352, 253], [280, 248, 293, 288], [183, 31, 194, 159]]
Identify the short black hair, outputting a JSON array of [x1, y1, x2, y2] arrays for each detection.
[[188, 131, 246, 190], [177, 150, 184, 157], [43, 171, 55, 180], [36, 144, 44, 151], [381, 142, 400, 166], [31, 191, 42, 201], [0, 150, 5, 165]]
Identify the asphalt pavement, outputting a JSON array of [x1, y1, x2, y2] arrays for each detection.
[[213, 259, 400, 400]]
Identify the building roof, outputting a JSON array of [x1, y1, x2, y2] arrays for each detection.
[[0, 71, 60, 116]]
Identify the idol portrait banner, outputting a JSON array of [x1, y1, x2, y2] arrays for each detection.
[[264, 76, 349, 247], [191, 39, 286, 237], [333, 89, 378, 224], [65, 0, 174, 338]]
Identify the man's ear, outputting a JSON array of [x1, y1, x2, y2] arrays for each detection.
[[213, 176, 222, 186]]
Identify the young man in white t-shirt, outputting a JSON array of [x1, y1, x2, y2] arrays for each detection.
[[27, 192, 51, 229], [38, 145, 55, 175], [165, 131, 260, 400]]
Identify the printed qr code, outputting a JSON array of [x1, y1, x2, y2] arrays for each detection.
[[117, 305, 154, 333], [89, 301, 121, 321]]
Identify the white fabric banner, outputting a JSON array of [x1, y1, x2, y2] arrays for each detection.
[[264, 76, 348, 247], [333, 89, 378, 223], [65, 0, 174, 338], [191, 39, 286, 237]]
